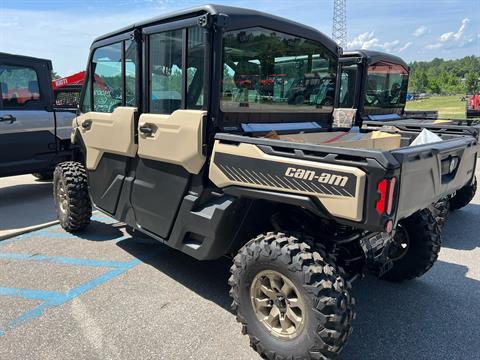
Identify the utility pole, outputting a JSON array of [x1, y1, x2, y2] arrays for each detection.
[[332, 0, 347, 49]]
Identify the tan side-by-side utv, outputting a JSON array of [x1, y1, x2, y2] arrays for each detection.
[[53, 5, 479, 359]]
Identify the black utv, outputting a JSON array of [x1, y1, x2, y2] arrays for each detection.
[[53, 5, 479, 359]]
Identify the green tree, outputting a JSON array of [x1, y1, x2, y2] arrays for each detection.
[[465, 71, 480, 94]]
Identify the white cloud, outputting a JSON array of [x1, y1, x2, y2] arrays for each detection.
[[347, 32, 412, 54], [413, 26, 428, 37], [426, 43, 443, 50], [428, 18, 475, 50], [398, 42, 412, 52], [439, 18, 469, 42]]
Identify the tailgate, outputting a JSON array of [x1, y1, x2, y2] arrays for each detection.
[[391, 137, 478, 221]]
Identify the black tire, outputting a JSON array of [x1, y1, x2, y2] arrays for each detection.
[[450, 176, 477, 211], [428, 197, 450, 229], [380, 209, 441, 282], [53, 161, 92, 232], [32, 171, 53, 181], [229, 232, 355, 360]]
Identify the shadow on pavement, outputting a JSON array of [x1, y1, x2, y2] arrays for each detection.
[[74, 220, 125, 241], [117, 238, 232, 311], [442, 204, 480, 250], [0, 180, 54, 232], [0, 182, 52, 205]]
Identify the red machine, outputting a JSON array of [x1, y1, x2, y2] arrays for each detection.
[[52, 71, 85, 90], [467, 93, 480, 118]]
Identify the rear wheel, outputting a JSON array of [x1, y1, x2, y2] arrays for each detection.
[[53, 161, 92, 232], [229, 232, 355, 359], [32, 171, 53, 181], [381, 209, 441, 282], [450, 176, 477, 211]]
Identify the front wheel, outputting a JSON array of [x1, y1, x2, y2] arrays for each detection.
[[381, 209, 441, 282], [229, 232, 355, 359], [53, 161, 92, 232]]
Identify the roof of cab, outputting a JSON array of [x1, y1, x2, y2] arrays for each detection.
[[342, 50, 408, 69], [92, 4, 339, 54], [0, 52, 53, 69]]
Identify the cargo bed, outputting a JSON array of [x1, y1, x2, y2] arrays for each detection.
[[209, 126, 479, 232]]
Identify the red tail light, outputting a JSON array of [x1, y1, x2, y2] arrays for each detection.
[[376, 178, 396, 215]]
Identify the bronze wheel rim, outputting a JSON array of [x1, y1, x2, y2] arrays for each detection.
[[56, 180, 68, 214], [250, 270, 306, 339]]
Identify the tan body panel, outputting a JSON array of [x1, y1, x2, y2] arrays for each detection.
[[137, 110, 207, 174], [77, 107, 138, 170], [209, 140, 366, 221]]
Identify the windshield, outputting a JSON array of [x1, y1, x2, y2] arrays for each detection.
[[221, 27, 337, 113], [364, 61, 408, 109]]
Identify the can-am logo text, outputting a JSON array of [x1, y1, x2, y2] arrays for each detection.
[[285, 167, 348, 187]]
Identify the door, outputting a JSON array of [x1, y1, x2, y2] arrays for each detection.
[[0, 55, 55, 177], [78, 38, 139, 214], [131, 24, 208, 238]]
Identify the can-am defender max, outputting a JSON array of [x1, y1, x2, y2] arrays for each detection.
[[53, 5, 479, 359]]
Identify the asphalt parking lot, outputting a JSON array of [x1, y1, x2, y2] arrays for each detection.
[[0, 174, 479, 359]]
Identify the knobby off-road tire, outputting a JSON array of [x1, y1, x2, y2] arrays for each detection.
[[450, 176, 477, 211], [428, 197, 450, 230], [229, 232, 355, 360], [32, 171, 53, 181], [53, 161, 92, 232], [381, 209, 441, 282]]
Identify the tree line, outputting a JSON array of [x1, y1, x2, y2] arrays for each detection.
[[408, 55, 480, 95]]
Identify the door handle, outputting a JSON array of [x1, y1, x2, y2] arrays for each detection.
[[139, 124, 154, 136], [81, 119, 92, 129], [0, 114, 16, 124]]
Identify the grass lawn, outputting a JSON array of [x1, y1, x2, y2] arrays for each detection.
[[405, 95, 467, 119]]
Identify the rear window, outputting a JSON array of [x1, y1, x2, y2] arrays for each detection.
[[364, 62, 408, 109], [221, 27, 337, 113]]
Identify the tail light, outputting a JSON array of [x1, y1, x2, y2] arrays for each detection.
[[376, 177, 396, 216]]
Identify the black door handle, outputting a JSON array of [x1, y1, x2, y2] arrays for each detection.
[[0, 114, 16, 123], [139, 124, 153, 135], [81, 119, 92, 129]]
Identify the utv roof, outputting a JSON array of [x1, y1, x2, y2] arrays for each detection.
[[342, 50, 408, 69], [92, 4, 340, 55], [0, 52, 52, 68]]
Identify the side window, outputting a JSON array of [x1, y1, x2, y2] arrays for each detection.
[[125, 40, 136, 107], [92, 43, 123, 113], [339, 64, 357, 108], [149, 30, 183, 114], [0, 64, 40, 108], [187, 27, 207, 109]]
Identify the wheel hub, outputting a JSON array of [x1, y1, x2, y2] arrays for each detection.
[[250, 270, 306, 339], [56, 180, 68, 214]]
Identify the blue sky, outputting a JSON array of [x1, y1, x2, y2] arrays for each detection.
[[1, 0, 478, 76]]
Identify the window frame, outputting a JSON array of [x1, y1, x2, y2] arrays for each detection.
[[143, 18, 210, 114], [81, 31, 140, 114], [0, 63, 44, 110]]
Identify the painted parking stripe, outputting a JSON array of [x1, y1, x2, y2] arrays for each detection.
[[0, 287, 63, 301], [3, 259, 141, 333], [0, 252, 133, 268]]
